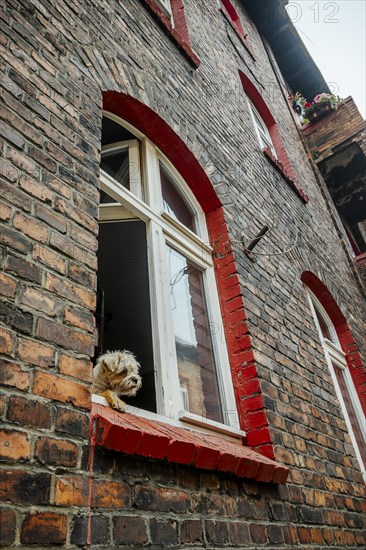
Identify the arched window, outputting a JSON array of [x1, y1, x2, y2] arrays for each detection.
[[306, 289, 366, 479], [95, 113, 240, 437], [247, 99, 277, 158]]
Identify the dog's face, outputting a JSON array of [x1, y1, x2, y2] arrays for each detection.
[[95, 350, 142, 396]]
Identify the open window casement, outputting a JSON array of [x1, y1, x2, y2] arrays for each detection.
[[96, 113, 242, 439], [307, 290, 366, 479], [247, 99, 277, 158]]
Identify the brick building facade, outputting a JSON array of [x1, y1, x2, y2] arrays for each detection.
[[1, 0, 365, 547]]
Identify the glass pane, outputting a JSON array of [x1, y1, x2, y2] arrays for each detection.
[[160, 163, 196, 233], [314, 304, 333, 341], [101, 148, 130, 190], [334, 363, 366, 461], [166, 246, 223, 423], [99, 189, 118, 204]]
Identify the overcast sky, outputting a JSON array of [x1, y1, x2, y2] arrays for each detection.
[[286, 0, 366, 118]]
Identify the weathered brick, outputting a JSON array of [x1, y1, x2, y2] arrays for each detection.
[[6, 147, 40, 178], [13, 211, 49, 243], [0, 360, 29, 391], [150, 519, 178, 547], [35, 437, 79, 468], [17, 336, 56, 367], [7, 396, 52, 430], [5, 254, 42, 283], [0, 202, 12, 221], [0, 272, 17, 298], [20, 286, 59, 317], [19, 174, 53, 203], [0, 326, 16, 356], [93, 480, 131, 508], [32, 243, 67, 274], [181, 519, 203, 544], [58, 354, 93, 383], [0, 509, 16, 547], [64, 305, 94, 332], [36, 317, 94, 354], [45, 272, 95, 309], [21, 512, 67, 545], [134, 485, 190, 513], [205, 520, 230, 545], [55, 476, 89, 507], [71, 515, 110, 546], [230, 522, 251, 545], [35, 203, 68, 233], [113, 516, 148, 546], [33, 371, 91, 409], [0, 301, 33, 335], [55, 407, 89, 439], [0, 470, 51, 504], [0, 430, 30, 461], [0, 225, 31, 253]]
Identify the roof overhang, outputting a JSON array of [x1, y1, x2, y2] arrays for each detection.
[[242, 0, 330, 99]]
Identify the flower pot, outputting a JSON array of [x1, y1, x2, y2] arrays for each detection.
[[307, 104, 332, 122]]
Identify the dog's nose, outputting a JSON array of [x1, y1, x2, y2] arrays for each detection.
[[131, 377, 139, 384]]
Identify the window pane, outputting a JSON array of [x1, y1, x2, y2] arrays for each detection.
[[101, 148, 130, 190], [160, 163, 196, 233], [314, 303, 333, 341], [333, 363, 366, 461], [166, 246, 223, 423], [96, 220, 156, 413], [99, 189, 118, 204]]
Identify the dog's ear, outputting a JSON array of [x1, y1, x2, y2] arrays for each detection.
[[99, 352, 116, 372]]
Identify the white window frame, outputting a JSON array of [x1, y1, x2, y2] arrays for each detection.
[[247, 99, 277, 158], [154, 0, 172, 19], [307, 290, 366, 480], [96, 112, 243, 440]]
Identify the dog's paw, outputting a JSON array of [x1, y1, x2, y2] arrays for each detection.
[[111, 398, 127, 413], [100, 390, 127, 413]]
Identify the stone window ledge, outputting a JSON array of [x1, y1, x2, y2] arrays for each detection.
[[92, 402, 289, 484], [263, 147, 309, 204]]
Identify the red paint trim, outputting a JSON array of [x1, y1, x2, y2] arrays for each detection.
[[92, 403, 288, 483], [104, 93, 220, 213], [102, 92, 276, 459], [263, 148, 309, 203], [139, 0, 200, 67], [207, 207, 275, 459], [238, 71, 309, 203], [220, 0, 256, 60], [301, 271, 366, 415]]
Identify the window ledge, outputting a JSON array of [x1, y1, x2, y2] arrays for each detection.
[[92, 402, 289, 484], [220, 7, 256, 61], [263, 147, 309, 204], [140, 0, 200, 68]]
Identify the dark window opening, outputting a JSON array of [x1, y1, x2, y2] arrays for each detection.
[[96, 220, 156, 413]]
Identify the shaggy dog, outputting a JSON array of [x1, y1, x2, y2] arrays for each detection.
[[93, 350, 142, 412]]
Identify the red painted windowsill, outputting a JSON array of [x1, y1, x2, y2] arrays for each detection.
[[220, 7, 256, 61], [140, 0, 200, 68], [92, 403, 289, 484], [263, 147, 309, 204], [355, 252, 366, 265]]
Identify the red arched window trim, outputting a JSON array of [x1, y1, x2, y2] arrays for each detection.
[[220, 0, 255, 60], [301, 271, 366, 415], [102, 91, 277, 459], [238, 70, 309, 204]]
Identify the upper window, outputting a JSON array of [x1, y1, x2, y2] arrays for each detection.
[[139, 0, 200, 67], [220, 0, 254, 58], [247, 100, 277, 158], [155, 0, 172, 19], [95, 113, 240, 437], [307, 290, 366, 479]]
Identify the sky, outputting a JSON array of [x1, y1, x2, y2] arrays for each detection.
[[286, 1, 366, 118]]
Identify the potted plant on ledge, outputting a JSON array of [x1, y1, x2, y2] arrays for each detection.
[[290, 92, 342, 125]]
